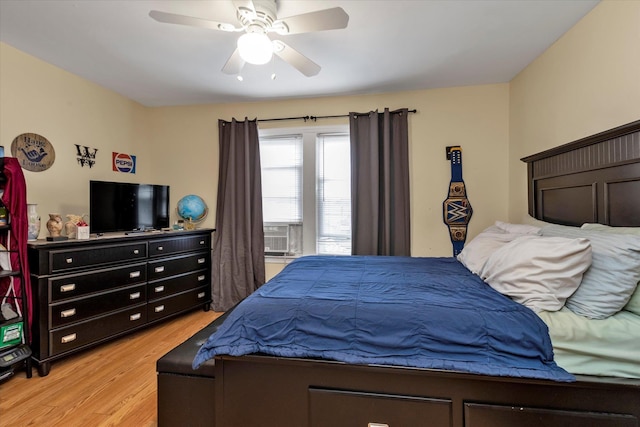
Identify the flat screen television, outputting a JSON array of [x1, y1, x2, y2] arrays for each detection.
[[89, 180, 170, 234]]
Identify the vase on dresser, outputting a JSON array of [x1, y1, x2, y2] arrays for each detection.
[[27, 203, 41, 241]]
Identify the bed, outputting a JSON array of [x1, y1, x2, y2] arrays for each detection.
[[157, 120, 640, 427]]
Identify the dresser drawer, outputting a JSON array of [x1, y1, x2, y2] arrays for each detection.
[[50, 242, 147, 273], [309, 388, 452, 427], [148, 270, 210, 300], [50, 284, 147, 328], [147, 286, 209, 322], [148, 252, 210, 280], [49, 304, 147, 356], [149, 235, 211, 257], [49, 262, 147, 302]]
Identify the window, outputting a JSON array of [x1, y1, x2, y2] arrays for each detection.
[[260, 135, 302, 224], [317, 133, 351, 255], [259, 126, 351, 256]]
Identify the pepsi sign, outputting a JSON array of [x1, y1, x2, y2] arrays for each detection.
[[112, 152, 136, 174]]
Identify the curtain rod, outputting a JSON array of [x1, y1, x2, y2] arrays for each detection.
[[257, 109, 417, 123]]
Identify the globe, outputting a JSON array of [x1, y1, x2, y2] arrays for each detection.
[[176, 195, 208, 226]]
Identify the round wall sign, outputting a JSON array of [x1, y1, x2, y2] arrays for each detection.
[[11, 133, 56, 172]]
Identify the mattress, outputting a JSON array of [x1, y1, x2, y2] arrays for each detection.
[[194, 255, 573, 382], [538, 307, 640, 379]]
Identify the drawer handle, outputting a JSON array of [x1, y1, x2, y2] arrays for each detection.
[[154, 285, 165, 293], [66, 257, 73, 264], [130, 292, 141, 300], [368, 424, 389, 427], [157, 246, 164, 251], [198, 275, 205, 281], [154, 266, 165, 273], [60, 284, 76, 293], [60, 308, 76, 318], [154, 305, 165, 313], [197, 292, 205, 299], [197, 258, 205, 264], [130, 313, 142, 321], [133, 249, 140, 255], [61, 333, 77, 344], [130, 271, 141, 278], [199, 240, 205, 245]]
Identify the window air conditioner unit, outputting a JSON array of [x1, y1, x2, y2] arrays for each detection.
[[264, 224, 290, 255]]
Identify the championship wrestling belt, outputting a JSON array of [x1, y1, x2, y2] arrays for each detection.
[[442, 147, 473, 256]]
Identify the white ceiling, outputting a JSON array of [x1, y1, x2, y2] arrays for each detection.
[[0, 0, 599, 107]]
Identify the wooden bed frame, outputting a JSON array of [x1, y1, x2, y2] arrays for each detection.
[[523, 119, 640, 227], [157, 120, 640, 427]]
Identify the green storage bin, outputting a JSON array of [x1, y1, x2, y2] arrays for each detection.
[[0, 319, 23, 350]]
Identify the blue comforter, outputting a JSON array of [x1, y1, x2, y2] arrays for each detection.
[[193, 256, 574, 382]]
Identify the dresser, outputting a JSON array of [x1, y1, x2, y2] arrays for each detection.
[[27, 229, 213, 376]]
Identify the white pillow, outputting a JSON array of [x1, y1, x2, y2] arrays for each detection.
[[494, 221, 541, 235], [479, 235, 592, 312], [457, 226, 513, 275], [625, 288, 640, 316], [580, 223, 640, 316], [581, 223, 640, 235], [457, 223, 542, 275], [542, 224, 640, 319]]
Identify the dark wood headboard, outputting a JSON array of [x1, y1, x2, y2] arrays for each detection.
[[521, 120, 640, 227]]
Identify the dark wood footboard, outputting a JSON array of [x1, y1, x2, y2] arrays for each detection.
[[158, 332, 640, 427], [214, 354, 640, 427]]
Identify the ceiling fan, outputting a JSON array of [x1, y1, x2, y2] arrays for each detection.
[[149, 0, 349, 77]]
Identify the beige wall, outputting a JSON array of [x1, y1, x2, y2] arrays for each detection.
[[0, 43, 152, 238], [508, 0, 640, 224], [1, 41, 510, 253], [147, 85, 510, 257]]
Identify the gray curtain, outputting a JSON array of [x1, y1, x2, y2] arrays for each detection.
[[211, 118, 265, 311], [350, 108, 411, 256]]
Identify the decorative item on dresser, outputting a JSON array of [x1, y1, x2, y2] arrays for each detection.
[[176, 194, 208, 231], [45, 213, 64, 240], [26, 203, 40, 241], [28, 229, 213, 376]]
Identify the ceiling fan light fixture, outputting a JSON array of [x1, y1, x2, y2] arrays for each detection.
[[237, 32, 273, 65]]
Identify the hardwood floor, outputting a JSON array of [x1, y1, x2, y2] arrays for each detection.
[[0, 309, 222, 427]]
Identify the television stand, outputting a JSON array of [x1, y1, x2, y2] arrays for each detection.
[[27, 229, 213, 376]]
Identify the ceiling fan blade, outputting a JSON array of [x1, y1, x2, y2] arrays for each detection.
[[274, 41, 321, 77], [274, 7, 349, 35], [222, 48, 245, 75], [149, 10, 240, 32]]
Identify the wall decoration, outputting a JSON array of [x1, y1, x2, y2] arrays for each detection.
[[11, 133, 56, 172], [442, 146, 473, 257], [112, 152, 136, 174], [75, 145, 98, 168]]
